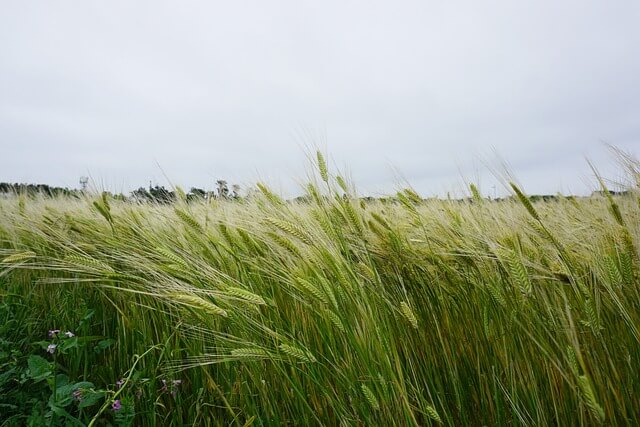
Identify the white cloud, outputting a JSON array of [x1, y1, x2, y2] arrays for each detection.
[[1, 0, 639, 196]]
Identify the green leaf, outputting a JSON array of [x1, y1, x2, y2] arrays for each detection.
[[56, 373, 70, 388], [59, 337, 79, 352], [94, 339, 115, 354], [48, 403, 85, 426], [27, 355, 52, 381], [0, 367, 17, 386], [53, 380, 93, 407], [78, 389, 104, 409]]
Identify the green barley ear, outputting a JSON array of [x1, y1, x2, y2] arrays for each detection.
[[567, 346, 579, 375], [609, 200, 624, 226], [64, 254, 114, 273], [356, 261, 376, 282], [317, 150, 329, 183], [368, 219, 386, 240], [306, 183, 324, 206], [311, 209, 335, 238], [371, 212, 391, 230], [426, 404, 442, 424], [578, 375, 605, 423], [502, 249, 532, 295], [336, 175, 348, 193], [1, 251, 36, 265], [217, 223, 238, 248], [604, 254, 623, 287], [230, 348, 270, 359], [268, 232, 303, 258], [225, 287, 266, 305], [397, 191, 418, 216], [342, 201, 364, 235], [482, 307, 491, 337], [168, 293, 228, 317], [618, 252, 634, 286], [93, 197, 113, 226], [278, 344, 316, 363], [469, 183, 482, 204], [256, 183, 284, 206], [324, 309, 346, 333], [265, 217, 312, 245], [583, 298, 601, 332], [377, 373, 388, 395], [361, 384, 380, 410], [294, 277, 330, 305], [101, 191, 110, 211], [403, 188, 422, 204], [318, 278, 338, 307], [399, 301, 419, 329], [175, 208, 204, 234], [527, 218, 550, 241], [510, 182, 539, 220], [486, 281, 507, 307], [156, 246, 190, 271]]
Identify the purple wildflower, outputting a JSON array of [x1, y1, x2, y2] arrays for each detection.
[[48, 329, 60, 338], [160, 379, 168, 393], [170, 379, 182, 397], [64, 331, 75, 338], [112, 400, 121, 411], [116, 378, 125, 389], [46, 343, 57, 354], [73, 389, 83, 401]]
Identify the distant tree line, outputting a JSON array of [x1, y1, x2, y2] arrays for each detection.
[[130, 180, 241, 203], [0, 180, 242, 204], [0, 182, 81, 197], [1, 181, 630, 204]]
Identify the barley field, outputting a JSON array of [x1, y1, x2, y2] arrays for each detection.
[[1, 153, 639, 426]]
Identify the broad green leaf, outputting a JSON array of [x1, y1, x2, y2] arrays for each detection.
[[27, 355, 51, 381], [78, 389, 104, 409]]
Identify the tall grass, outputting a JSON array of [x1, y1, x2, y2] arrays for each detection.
[[1, 152, 639, 425]]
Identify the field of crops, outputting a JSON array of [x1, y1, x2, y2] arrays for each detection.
[[1, 153, 639, 426]]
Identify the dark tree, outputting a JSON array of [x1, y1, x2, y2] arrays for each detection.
[[149, 186, 175, 204], [131, 187, 152, 201], [216, 180, 229, 199], [188, 187, 206, 202]]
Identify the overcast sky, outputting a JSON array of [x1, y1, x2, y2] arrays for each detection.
[[1, 1, 639, 197]]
